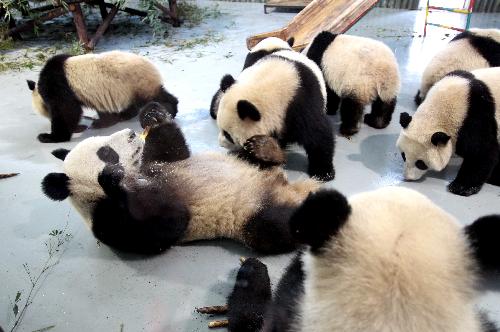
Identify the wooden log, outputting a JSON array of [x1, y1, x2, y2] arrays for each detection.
[[5, 7, 66, 38], [96, 0, 108, 20], [86, 5, 118, 49], [168, 0, 180, 27], [103, 2, 147, 17], [68, 3, 89, 45]]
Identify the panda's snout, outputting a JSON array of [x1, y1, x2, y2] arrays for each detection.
[[128, 130, 136, 139]]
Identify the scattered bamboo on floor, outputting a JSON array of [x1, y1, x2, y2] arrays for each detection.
[[0, 173, 19, 179], [196, 305, 228, 315], [208, 319, 229, 328]]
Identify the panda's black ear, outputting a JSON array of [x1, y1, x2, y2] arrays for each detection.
[[431, 132, 451, 146], [237, 100, 261, 121], [42, 173, 70, 201], [287, 37, 295, 47], [290, 189, 351, 253], [220, 74, 236, 92], [399, 112, 412, 128], [52, 148, 71, 161], [27, 80, 36, 91]]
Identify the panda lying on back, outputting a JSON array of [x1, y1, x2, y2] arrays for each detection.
[[210, 37, 294, 119], [205, 187, 500, 332], [398, 67, 500, 196], [28, 51, 178, 143], [416, 28, 500, 105], [41, 102, 321, 255]]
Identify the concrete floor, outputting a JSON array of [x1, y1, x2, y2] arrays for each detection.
[[1, 3, 499, 331]]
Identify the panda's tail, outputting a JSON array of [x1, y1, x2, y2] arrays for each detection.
[[465, 215, 500, 272]]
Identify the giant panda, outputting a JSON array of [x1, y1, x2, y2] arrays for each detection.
[[210, 37, 294, 119], [28, 51, 178, 143], [397, 67, 500, 196], [306, 31, 401, 136], [416, 28, 500, 105], [41, 102, 322, 255], [212, 187, 500, 332], [216, 49, 334, 181]]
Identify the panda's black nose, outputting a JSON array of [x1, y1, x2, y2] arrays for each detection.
[[128, 130, 136, 139]]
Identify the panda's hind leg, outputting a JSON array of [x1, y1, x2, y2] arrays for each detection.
[[153, 86, 179, 118], [486, 157, 500, 186], [38, 102, 82, 143], [364, 96, 397, 129], [339, 96, 364, 136], [326, 86, 340, 115], [91, 112, 122, 129]]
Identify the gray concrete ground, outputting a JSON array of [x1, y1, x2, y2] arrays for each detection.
[[1, 2, 499, 331]]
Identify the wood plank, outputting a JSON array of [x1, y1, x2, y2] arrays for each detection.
[[248, 0, 380, 50]]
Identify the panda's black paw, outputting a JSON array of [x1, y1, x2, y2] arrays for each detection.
[[447, 181, 482, 197], [364, 114, 388, 129], [243, 135, 285, 165], [140, 102, 173, 129], [38, 133, 70, 143], [309, 165, 335, 182], [98, 163, 125, 194], [339, 125, 359, 138]]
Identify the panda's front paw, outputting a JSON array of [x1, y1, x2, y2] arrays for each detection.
[[244, 135, 285, 165], [38, 133, 70, 143], [140, 102, 173, 129], [364, 114, 388, 129], [339, 125, 359, 138], [447, 181, 482, 197], [98, 164, 125, 193]]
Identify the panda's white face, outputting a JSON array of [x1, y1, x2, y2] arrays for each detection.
[[31, 87, 50, 119], [63, 129, 143, 224], [397, 132, 453, 181]]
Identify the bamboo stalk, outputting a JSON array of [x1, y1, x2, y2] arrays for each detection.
[[0, 173, 19, 179], [196, 305, 228, 315], [208, 320, 229, 328]]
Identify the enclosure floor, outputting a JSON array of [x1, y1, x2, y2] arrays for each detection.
[[1, 3, 499, 331]]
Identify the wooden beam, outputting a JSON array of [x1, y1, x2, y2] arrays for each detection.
[[103, 2, 147, 17], [96, 0, 108, 20], [5, 7, 66, 38], [69, 3, 89, 45], [86, 5, 118, 49]]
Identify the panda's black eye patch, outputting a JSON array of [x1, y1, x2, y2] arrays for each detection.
[[223, 130, 234, 144], [97, 145, 119, 164], [401, 152, 406, 162], [415, 160, 428, 170]]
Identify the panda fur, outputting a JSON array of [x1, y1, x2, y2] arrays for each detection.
[[416, 28, 500, 105], [216, 49, 334, 181], [225, 187, 500, 332], [28, 51, 178, 143], [210, 37, 294, 119], [306, 31, 401, 136], [41, 102, 321, 255], [397, 67, 500, 196]]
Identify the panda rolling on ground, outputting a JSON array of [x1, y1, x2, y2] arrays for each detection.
[[216, 49, 335, 181], [203, 187, 500, 332], [416, 28, 500, 105], [210, 37, 294, 119], [41, 102, 322, 255], [28, 51, 178, 143], [306, 31, 400, 136], [398, 67, 500, 196]]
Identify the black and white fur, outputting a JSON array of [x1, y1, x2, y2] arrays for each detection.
[[210, 37, 294, 119], [415, 28, 500, 105], [41, 102, 321, 255], [28, 51, 178, 143], [223, 187, 500, 332], [398, 68, 500, 196], [306, 31, 400, 136], [216, 49, 334, 181]]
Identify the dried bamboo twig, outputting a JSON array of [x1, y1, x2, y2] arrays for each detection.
[[0, 173, 19, 179], [208, 319, 229, 328], [196, 305, 228, 315]]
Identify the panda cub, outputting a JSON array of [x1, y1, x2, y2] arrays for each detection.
[[216, 49, 334, 181], [306, 31, 401, 136], [41, 102, 321, 255], [398, 67, 500, 196], [210, 37, 294, 119], [28, 51, 178, 143], [416, 28, 500, 105], [217, 187, 500, 332]]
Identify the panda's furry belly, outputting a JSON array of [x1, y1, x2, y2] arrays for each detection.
[[163, 153, 279, 242]]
